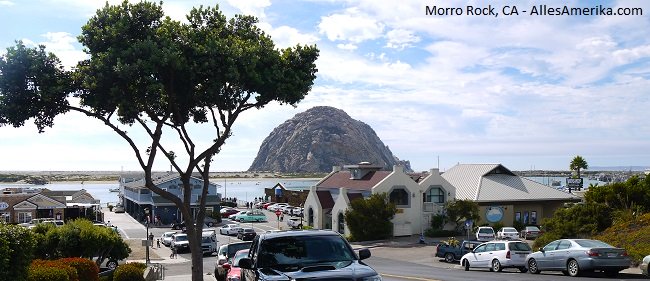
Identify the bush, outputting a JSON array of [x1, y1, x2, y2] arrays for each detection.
[[30, 260, 79, 281], [491, 222, 504, 231], [59, 258, 99, 281], [512, 220, 524, 231], [113, 263, 145, 281], [27, 266, 70, 281], [424, 229, 458, 238], [429, 214, 445, 230], [344, 193, 396, 241], [0, 224, 36, 281], [532, 232, 561, 250], [594, 212, 650, 265]]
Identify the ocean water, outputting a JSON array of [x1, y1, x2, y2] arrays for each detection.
[[525, 176, 608, 189], [1, 179, 319, 207]]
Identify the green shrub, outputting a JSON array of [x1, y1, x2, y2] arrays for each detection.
[[0, 224, 36, 281], [594, 212, 650, 265], [429, 214, 445, 230], [512, 220, 524, 231], [113, 263, 145, 281], [59, 257, 99, 281], [532, 232, 561, 249], [424, 229, 458, 238], [98, 277, 110, 281], [344, 193, 396, 242], [27, 266, 70, 281]]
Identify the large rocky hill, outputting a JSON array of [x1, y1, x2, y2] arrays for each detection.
[[248, 106, 411, 173]]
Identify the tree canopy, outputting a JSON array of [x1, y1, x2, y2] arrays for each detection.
[[0, 2, 318, 280], [570, 155, 588, 179], [444, 199, 480, 231], [344, 193, 397, 241]]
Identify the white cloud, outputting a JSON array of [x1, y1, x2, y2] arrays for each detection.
[[258, 24, 319, 49], [225, 0, 271, 18], [336, 43, 357, 50], [0, 1, 14, 6], [38, 32, 87, 69], [318, 8, 384, 43], [385, 28, 420, 50]]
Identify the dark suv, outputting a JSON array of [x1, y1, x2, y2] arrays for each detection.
[[238, 230, 381, 281]]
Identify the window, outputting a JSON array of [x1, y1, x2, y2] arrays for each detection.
[[308, 208, 314, 227], [0, 212, 9, 223], [543, 240, 559, 252], [337, 213, 345, 234], [485, 243, 496, 251], [389, 188, 409, 206], [474, 244, 486, 253], [515, 212, 521, 222], [530, 211, 537, 225], [495, 243, 506, 251], [424, 186, 445, 203], [557, 240, 572, 250], [18, 212, 32, 223]]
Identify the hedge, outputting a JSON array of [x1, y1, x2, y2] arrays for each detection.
[[29, 260, 78, 281], [59, 258, 99, 281], [113, 263, 145, 281], [594, 213, 650, 265], [27, 266, 70, 281], [0, 224, 36, 281]]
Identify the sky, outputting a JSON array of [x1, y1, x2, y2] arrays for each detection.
[[0, 0, 649, 172]]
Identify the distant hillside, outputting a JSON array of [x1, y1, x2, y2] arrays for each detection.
[[248, 106, 412, 173], [589, 166, 649, 172]]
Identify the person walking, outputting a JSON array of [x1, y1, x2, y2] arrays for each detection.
[[170, 247, 177, 259], [156, 239, 160, 248]]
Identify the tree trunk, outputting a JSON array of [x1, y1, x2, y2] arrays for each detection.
[[185, 222, 204, 281]]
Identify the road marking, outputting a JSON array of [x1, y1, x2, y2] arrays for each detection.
[[380, 273, 442, 281]]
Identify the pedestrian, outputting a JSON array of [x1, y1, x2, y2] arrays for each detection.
[[170, 247, 176, 259], [280, 213, 284, 222], [157, 239, 161, 248], [149, 233, 154, 244]]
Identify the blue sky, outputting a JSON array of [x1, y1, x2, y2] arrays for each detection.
[[1, 0, 649, 172]]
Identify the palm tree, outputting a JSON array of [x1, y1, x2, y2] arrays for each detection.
[[570, 155, 589, 179]]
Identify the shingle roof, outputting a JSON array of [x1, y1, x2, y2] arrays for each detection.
[[317, 171, 391, 191], [315, 190, 335, 209], [442, 164, 579, 202]]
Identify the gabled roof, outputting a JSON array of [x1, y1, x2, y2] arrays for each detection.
[[315, 190, 335, 209], [347, 192, 364, 202], [407, 172, 429, 183], [442, 164, 579, 202], [317, 171, 391, 191]]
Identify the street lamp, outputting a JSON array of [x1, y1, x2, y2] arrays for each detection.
[[144, 207, 150, 264]]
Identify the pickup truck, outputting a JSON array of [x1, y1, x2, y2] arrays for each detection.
[[435, 240, 483, 263], [286, 217, 303, 229]]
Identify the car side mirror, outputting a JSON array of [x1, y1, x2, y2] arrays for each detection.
[[538, 248, 544, 252], [358, 248, 371, 260], [238, 257, 252, 269]]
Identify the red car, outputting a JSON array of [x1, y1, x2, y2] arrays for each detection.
[[224, 249, 249, 281], [220, 208, 240, 218], [262, 202, 276, 209]]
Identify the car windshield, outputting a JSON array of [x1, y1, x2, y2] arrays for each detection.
[[502, 228, 517, 233], [244, 229, 254, 233], [575, 240, 613, 248], [257, 235, 356, 270], [202, 236, 213, 243], [526, 226, 540, 231], [509, 242, 532, 251], [479, 228, 494, 234], [175, 235, 188, 242]]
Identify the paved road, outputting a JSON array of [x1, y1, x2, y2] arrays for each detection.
[[105, 207, 646, 281]]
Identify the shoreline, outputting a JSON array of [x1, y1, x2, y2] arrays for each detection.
[[0, 177, 321, 185]]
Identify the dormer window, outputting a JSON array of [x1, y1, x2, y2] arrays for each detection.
[[351, 169, 360, 179]]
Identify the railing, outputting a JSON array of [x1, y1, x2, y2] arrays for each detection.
[[144, 263, 164, 280], [423, 202, 444, 213]]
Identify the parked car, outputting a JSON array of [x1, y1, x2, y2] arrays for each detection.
[[641, 255, 650, 277], [476, 226, 495, 241], [525, 239, 631, 277], [268, 203, 288, 212], [160, 231, 176, 246], [214, 242, 253, 281], [281, 205, 294, 214], [171, 221, 185, 230], [286, 217, 303, 229], [203, 216, 219, 227], [238, 230, 381, 281], [435, 240, 483, 263], [237, 227, 257, 241], [496, 227, 519, 240], [520, 226, 542, 240], [220, 224, 242, 236], [170, 233, 190, 253], [201, 230, 218, 256], [224, 249, 250, 281], [291, 207, 303, 217], [236, 210, 267, 222], [261, 202, 276, 209], [220, 208, 240, 218], [113, 204, 125, 213], [460, 240, 531, 272]]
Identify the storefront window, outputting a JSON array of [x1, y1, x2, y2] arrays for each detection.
[[18, 212, 32, 223]]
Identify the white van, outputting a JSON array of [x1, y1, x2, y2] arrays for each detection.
[[201, 230, 218, 255]]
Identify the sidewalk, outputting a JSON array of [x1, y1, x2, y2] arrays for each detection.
[[164, 274, 216, 281]]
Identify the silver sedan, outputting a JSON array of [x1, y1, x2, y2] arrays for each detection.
[[526, 239, 631, 277]]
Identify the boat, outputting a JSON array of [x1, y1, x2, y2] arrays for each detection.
[[109, 187, 120, 192], [551, 180, 561, 186]]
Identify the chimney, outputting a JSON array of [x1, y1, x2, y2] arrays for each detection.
[[332, 166, 342, 172], [393, 165, 404, 173], [429, 168, 439, 175]]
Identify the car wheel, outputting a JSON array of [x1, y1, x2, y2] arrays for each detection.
[[107, 260, 118, 270], [444, 253, 455, 263], [567, 259, 580, 277], [528, 259, 540, 274], [463, 260, 470, 271], [491, 259, 502, 272], [518, 267, 528, 273]]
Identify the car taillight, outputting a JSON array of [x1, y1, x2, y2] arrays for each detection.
[[586, 250, 600, 257], [506, 251, 511, 259], [622, 251, 628, 256]]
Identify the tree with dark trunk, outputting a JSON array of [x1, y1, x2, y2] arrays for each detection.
[[570, 155, 588, 179], [0, 2, 319, 280]]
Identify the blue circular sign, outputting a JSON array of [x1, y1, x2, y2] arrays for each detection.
[[485, 206, 504, 223]]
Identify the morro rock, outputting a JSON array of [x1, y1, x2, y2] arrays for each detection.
[[248, 106, 411, 173]]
